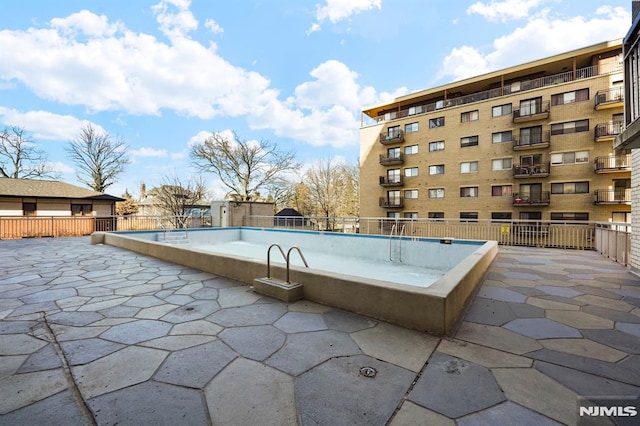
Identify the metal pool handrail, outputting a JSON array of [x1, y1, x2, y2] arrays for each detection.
[[286, 246, 309, 283], [389, 224, 406, 262], [266, 243, 287, 279]]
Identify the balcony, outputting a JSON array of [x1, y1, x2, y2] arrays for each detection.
[[513, 101, 550, 123], [512, 192, 550, 207], [594, 87, 623, 110], [371, 62, 622, 124], [379, 130, 404, 145], [594, 154, 631, 173], [379, 153, 404, 166], [379, 176, 404, 187], [513, 162, 550, 178], [594, 189, 631, 205], [513, 131, 550, 150], [594, 121, 623, 142], [379, 197, 403, 208]]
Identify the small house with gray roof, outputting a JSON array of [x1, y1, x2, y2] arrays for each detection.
[[0, 175, 123, 239], [0, 176, 123, 217]]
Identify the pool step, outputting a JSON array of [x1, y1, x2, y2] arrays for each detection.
[[159, 232, 189, 244], [253, 277, 303, 303]]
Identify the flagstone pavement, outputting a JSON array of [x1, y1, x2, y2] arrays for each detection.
[[0, 236, 639, 425]]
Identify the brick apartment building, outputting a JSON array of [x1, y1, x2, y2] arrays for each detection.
[[360, 39, 629, 224]]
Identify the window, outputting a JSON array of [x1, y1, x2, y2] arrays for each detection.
[[71, 204, 92, 216], [428, 212, 444, 220], [404, 190, 418, 199], [408, 105, 424, 116], [492, 158, 512, 171], [460, 135, 478, 147], [492, 131, 512, 143], [492, 185, 513, 196], [405, 145, 419, 155], [551, 88, 589, 105], [387, 212, 400, 219], [492, 212, 512, 221], [429, 140, 445, 152], [519, 126, 543, 145], [381, 111, 398, 121], [23, 202, 36, 216], [551, 119, 589, 135], [404, 212, 418, 219], [520, 154, 543, 166], [550, 212, 589, 221], [461, 110, 479, 122], [428, 188, 445, 198], [460, 161, 478, 173], [460, 187, 478, 197], [429, 165, 445, 175], [519, 211, 541, 221], [387, 125, 401, 138], [612, 212, 631, 223], [404, 167, 419, 177], [492, 104, 512, 117], [405, 122, 419, 133], [460, 212, 478, 222], [551, 182, 589, 194], [429, 117, 445, 128], [387, 168, 401, 182], [387, 190, 401, 205], [387, 147, 401, 158], [551, 151, 589, 165], [519, 97, 543, 115]]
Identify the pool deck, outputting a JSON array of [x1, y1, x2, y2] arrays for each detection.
[[0, 237, 639, 425]]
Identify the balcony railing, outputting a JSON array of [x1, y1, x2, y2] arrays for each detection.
[[513, 131, 550, 150], [372, 62, 623, 124], [379, 153, 404, 165], [513, 162, 550, 178], [379, 176, 404, 187], [512, 191, 550, 206], [379, 197, 403, 208], [513, 101, 550, 122], [594, 87, 624, 109], [594, 189, 631, 204], [594, 154, 631, 173], [379, 130, 404, 145], [594, 121, 623, 142]]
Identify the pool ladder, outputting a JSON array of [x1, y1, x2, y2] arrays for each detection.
[[389, 224, 405, 262], [266, 243, 309, 284]]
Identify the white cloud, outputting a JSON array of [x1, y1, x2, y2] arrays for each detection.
[[467, 0, 547, 23], [308, 0, 382, 34], [152, 0, 198, 39], [0, 3, 403, 150], [130, 147, 168, 157], [249, 60, 406, 148], [440, 6, 630, 81], [0, 107, 105, 141], [205, 19, 223, 34]]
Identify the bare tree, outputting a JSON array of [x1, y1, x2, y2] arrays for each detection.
[[0, 125, 60, 179], [304, 159, 347, 230], [153, 174, 209, 228], [66, 124, 130, 192], [190, 131, 300, 201]]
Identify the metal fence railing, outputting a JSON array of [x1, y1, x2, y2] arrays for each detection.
[[1, 214, 631, 267], [244, 216, 633, 264]]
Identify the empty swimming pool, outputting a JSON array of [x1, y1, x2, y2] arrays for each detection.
[[93, 227, 497, 334]]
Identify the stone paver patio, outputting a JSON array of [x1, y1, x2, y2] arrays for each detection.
[[1, 237, 639, 425]]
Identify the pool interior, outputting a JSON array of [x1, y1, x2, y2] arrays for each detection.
[[94, 228, 498, 334]]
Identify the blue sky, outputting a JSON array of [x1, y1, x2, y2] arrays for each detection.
[[0, 0, 632, 199]]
